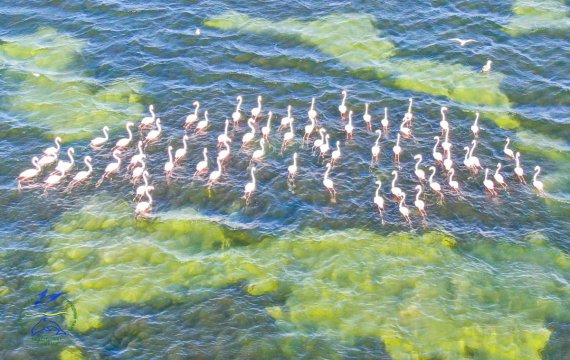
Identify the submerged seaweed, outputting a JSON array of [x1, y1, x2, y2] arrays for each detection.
[[505, 0, 570, 35], [45, 196, 569, 359], [0, 28, 143, 141]]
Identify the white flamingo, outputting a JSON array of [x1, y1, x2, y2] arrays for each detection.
[[381, 107, 389, 134], [391, 170, 403, 199], [439, 106, 449, 135], [135, 188, 153, 217], [338, 90, 348, 118], [414, 185, 427, 218], [218, 120, 231, 146], [175, 135, 189, 164], [363, 103, 372, 130], [494, 163, 507, 189], [195, 110, 209, 133], [481, 59, 492, 73], [261, 112, 272, 140], [313, 129, 326, 154], [54, 148, 75, 175], [444, 146, 453, 172], [469, 140, 482, 169], [514, 152, 526, 184], [114, 122, 134, 150], [208, 157, 223, 185], [244, 166, 257, 204], [323, 163, 336, 202], [218, 138, 232, 162], [463, 146, 473, 169], [483, 168, 497, 196], [371, 130, 382, 163], [97, 149, 121, 186], [399, 116, 413, 138], [448, 168, 460, 192], [185, 101, 200, 129], [242, 118, 256, 147], [281, 116, 295, 152], [135, 171, 154, 201], [38, 153, 58, 168], [442, 128, 451, 153], [433, 136, 443, 163], [129, 141, 145, 170], [90, 126, 110, 148], [17, 157, 42, 189], [374, 181, 385, 224], [288, 152, 298, 180], [319, 134, 330, 158], [131, 160, 146, 183], [164, 146, 174, 177], [252, 138, 266, 163], [44, 169, 66, 191], [43, 137, 62, 157], [504, 138, 514, 159], [393, 133, 402, 162], [308, 97, 317, 120], [140, 104, 156, 128], [251, 96, 262, 120], [429, 166, 444, 202], [303, 114, 315, 142], [414, 154, 425, 181], [67, 156, 93, 190], [404, 98, 414, 123], [279, 105, 293, 131], [533, 166, 545, 195], [471, 112, 480, 137], [233, 96, 243, 126], [399, 193, 411, 224], [145, 118, 162, 143], [345, 110, 354, 139], [331, 141, 341, 165], [194, 148, 208, 176]]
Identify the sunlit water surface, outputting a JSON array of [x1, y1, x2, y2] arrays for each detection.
[[1, 1, 569, 359]]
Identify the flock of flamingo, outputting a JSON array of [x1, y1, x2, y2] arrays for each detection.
[[17, 91, 546, 222]]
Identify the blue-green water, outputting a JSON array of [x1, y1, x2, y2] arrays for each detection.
[[1, 1, 569, 359]]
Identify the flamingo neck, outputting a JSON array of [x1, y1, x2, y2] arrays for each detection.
[[311, 98, 315, 110], [224, 121, 229, 134], [341, 93, 346, 106], [143, 173, 148, 186], [324, 166, 330, 180], [495, 164, 501, 175], [429, 169, 435, 182], [375, 133, 381, 146], [168, 148, 173, 162], [156, 121, 162, 132], [484, 169, 489, 181], [416, 188, 421, 201], [449, 170, 454, 182], [194, 104, 199, 116], [365, 103, 369, 114], [127, 124, 133, 140], [289, 118, 294, 132], [258, 97, 262, 109], [138, 142, 143, 155], [375, 183, 380, 197], [293, 155, 297, 167], [469, 142, 476, 157], [251, 169, 256, 184], [415, 156, 421, 170], [399, 194, 405, 207], [217, 158, 222, 172], [86, 159, 93, 173], [464, 148, 469, 161], [236, 97, 242, 111], [248, 120, 255, 132], [320, 131, 325, 141], [146, 191, 153, 204], [267, 114, 272, 126], [103, 128, 109, 139], [33, 158, 41, 170], [515, 153, 520, 167], [474, 113, 479, 125], [533, 167, 540, 182], [150, 107, 155, 119], [68, 150, 74, 163], [203, 150, 208, 162], [55, 138, 61, 149], [392, 173, 398, 187], [183, 137, 188, 151], [396, 134, 400, 147], [505, 139, 510, 151]]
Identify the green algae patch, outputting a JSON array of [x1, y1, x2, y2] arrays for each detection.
[[505, 0, 570, 36], [0, 28, 143, 141], [206, 11, 513, 127], [60, 347, 83, 360]]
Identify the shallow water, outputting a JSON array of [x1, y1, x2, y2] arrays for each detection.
[[1, 1, 569, 359]]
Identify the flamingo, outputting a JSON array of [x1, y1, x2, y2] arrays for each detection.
[[242, 118, 256, 147], [97, 149, 121, 186], [363, 103, 372, 130], [439, 106, 449, 135], [469, 140, 482, 169], [345, 110, 354, 139], [483, 168, 497, 196], [442, 128, 451, 153], [504, 138, 514, 159], [444, 146, 453, 172], [185, 101, 200, 129], [164, 146, 174, 177], [381, 107, 389, 134], [135, 188, 153, 217], [373, 181, 385, 224], [67, 156, 93, 190], [433, 136, 443, 163], [281, 116, 295, 152], [313, 129, 326, 154], [194, 148, 208, 176], [399, 193, 411, 224], [145, 118, 162, 143], [393, 133, 402, 162], [232, 96, 243, 126], [471, 112, 480, 137], [303, 114, 315, 142], [218, 120, 231, 146], [428, 166, 444, 202], [319, 134, 330, 158], [44, 169, 66, 191], [251, 96, 262, 120], [208, 157, 223, 185], [338, 90, 348, 118], [494, 163, 507, 189], [261, 112, 272, 140], [331, 141, 341, 165], [90, 126, 110, 148], [195, 110, 209, 133], [115, 122, 134, 150], [481, 59, 492, 73], [308, 97, 317, 120], [323, 163, 336, 202], [414, 185, 427, 218], [514, 152, 526, 184], [391, 170, 403, 199], [404, 98, 414, 123], [17, 157, 41, 189], [244, 166, 257, 204], [43, 137, 62, 157], [463, 146, 473, 169], [135, 171, 154, 201], [400, 116, 413, 138], [279, 105, 293, 131], [414, 154, 425, 181], [533, 166, 545, 195], [131, 160, 146, 183], [448, 168, 460, 192], [140, 104, 156, 128], [54, 148, 75, 175], [218, 138, 231, 162], [129, 141, 145, 170], [38, 153, 58, 168], [371, 130, 382, 163], [288, 152, 298, 180], [252, 138, 266, 163], [175, 135, 189, 164]]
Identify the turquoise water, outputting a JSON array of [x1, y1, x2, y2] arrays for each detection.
[[1, 1, 569, 359]]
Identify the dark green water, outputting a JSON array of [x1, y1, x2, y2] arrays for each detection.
[[1, 1, 569, 359]]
